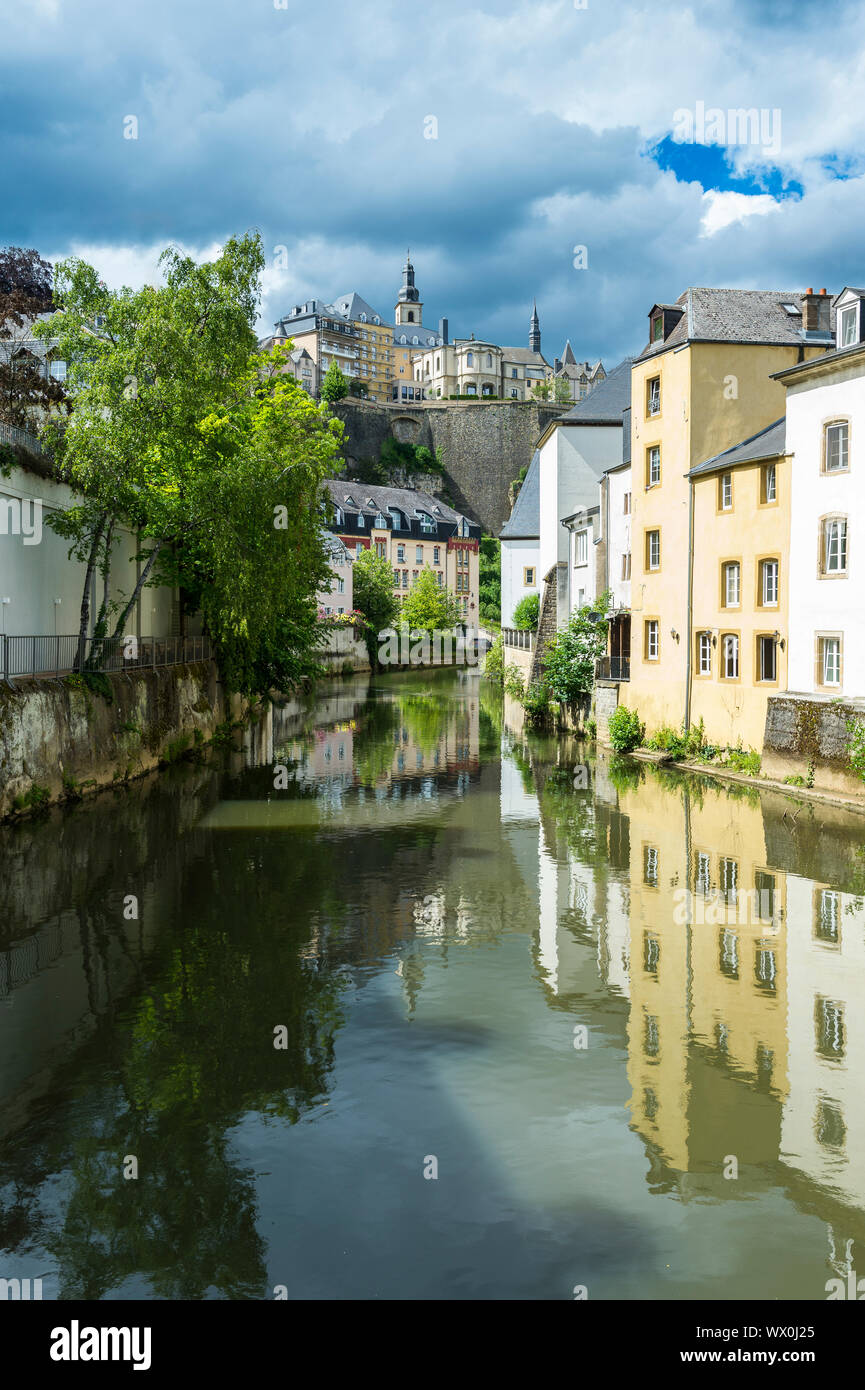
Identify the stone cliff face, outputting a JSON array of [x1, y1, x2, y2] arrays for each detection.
[[332, 399, 568, 535]]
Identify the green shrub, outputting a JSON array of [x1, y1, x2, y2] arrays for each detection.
[[523, 681, 552, 727], [512, 593, 540, 631], [847, 717, 865, 782], [13, 783, 51, 812], [503, 664, 525, 700], [608, 705, 644, 753], [483, 633, 504, 682], [585, 718, 597, 739], [543, 593, 610, 704], [724, 747, 761, 776]]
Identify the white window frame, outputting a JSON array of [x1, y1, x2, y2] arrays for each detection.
[[761, 559, 779, 607], [698, 631, 712, 675], [574, 529, 588, 566], [646, 620, 659, 660], [823, 518, 848, 574], [839, 303, 858, 348], [724, 561, 741, 607], [647, 530, 660, 570], [647, 447, 661, 488], [720, 472, 733, 510], [825, 421, 849, 473], [722, 633, 739, 679], [821, 636, 841, 686]]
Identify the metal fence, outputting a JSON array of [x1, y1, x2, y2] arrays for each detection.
[[502, 627, 536, 651], [596, 655, 630, 682], [1, 633, 212, 682]]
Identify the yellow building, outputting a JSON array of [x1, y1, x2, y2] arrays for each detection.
[[623, 288, 833, 745], [330, 291, 394, 402], [687, 420, 789, 750]]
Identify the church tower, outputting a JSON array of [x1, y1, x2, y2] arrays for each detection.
[[395, 250, 423, 328], [529, 299, 541, 354]]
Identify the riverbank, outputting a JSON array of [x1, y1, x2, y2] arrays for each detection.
[[629, 746, 865, 816]]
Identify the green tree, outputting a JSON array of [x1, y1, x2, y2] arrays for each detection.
[[36, 235, 341, 693], [348, 378, 369, 398], [352, 545, 398, 636], [512, 592, 539, 630], [530, 379, 552, 400], [320, 361, 349, 403], [478, 535, 500, 624], [543, 592, 611, 704], [401, 567, 460, 635], [553, 376, 573, 404]]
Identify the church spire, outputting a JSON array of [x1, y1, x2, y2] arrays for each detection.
[[529, 298, 541, 354]]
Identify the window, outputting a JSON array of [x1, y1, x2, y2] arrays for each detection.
[[416, 545, 423, 563], [397, 544, 405, 563], [758, 634, 777, 682], [719, 857, 738, 906], [646, 446, 661, 488], [412, 569, 419, 582], [621, 552, 631, 580], [646, 376, 660, 417], [652, 314, 663, 342], [760, 559, 779, 606], [337, 577, 345, 594], [723, 561, 740, 607], [643, 932, 660, 973], [815, 997, 845, 1059], [695, 851, 711, 896], [839, 303, 858, 347], [49, 358, 67, 381], [376, 540, 387, 559], [645, 619, 659, 660], [719, 472, 733, 510], [437, 571, 443, 587], [818, 635, 841, 687], [721, 633, 739, 679], [574, 530, 588, 566], [433, 546, 440, 565], [646, 530, 660, 571], [393, 569, 401, 588], [698, 631, 712, 676], [623, 491, 632, 515], [333, 506, 343, 526], [356, 512, 365, 529], [486, 353, 493, 367], [643, 846, 659, 888], [402, 570, 409, 588], [824, 421, 849, 473], [374, 512, 387, 528], [815, 888, 841, 945], [754, 870, 775, 922], [466, 351, 474, 366], [523, 566, 535, 585], [821, 517, 848, 574]]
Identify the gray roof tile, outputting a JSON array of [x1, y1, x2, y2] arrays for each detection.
[[689, 417, 786, 477]]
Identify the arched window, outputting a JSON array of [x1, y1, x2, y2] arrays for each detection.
[[436, 356, 441, 371], [360, 312, 367, 323], [334, 506, 343, 525], [412, 336, 419, 345], [399, 334, 407, 344], [466, 351, 474, 366], [407, 311, 415, 322], [486, 353, 492, 367]]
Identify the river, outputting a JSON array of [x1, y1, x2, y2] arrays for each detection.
[[1, 666, 863, 1300]]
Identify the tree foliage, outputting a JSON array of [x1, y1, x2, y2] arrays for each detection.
[[35, 234, 343, 693], [0, 246, 69, 428], [512, 592, 539, 630], [542, 592, 611, 704], [320, 361, 349, 403], [400, 567, 460, 635], [352, 545, 399, 637]]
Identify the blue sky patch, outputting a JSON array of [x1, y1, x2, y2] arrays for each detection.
[[650, 135, 804, 199]]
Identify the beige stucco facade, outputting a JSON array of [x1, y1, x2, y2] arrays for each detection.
[[624, 340, 825, 747]]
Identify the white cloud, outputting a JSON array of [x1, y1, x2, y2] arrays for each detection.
[[699, 190, 783, 237]]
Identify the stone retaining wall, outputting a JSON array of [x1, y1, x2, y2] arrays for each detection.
[[762, 692, 865, 796]]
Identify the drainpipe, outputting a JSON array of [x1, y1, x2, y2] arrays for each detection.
[[684, 474, 695, 731]]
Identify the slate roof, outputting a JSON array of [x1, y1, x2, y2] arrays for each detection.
[[331, 291, 387, 325], [500, 346, 550, 367], [324, 478, 470, 527], [638, 288, 829, 360], [499, 450, 540, 540], [560, 356, 634, 423], [689, 417, 787, 478]]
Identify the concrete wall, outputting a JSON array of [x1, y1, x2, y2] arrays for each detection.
[[332, 399, 568, 534], [604, 465, 632, 612], [501, 537, 539, 626], [0, 661, 227, 819], [317, 625, 371, 674], [762, 692, 865, 796], [0, 453, 175, 641]]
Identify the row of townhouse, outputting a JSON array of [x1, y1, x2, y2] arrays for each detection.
[[322, 479, 481, 619], [500, 282, 865, 763]]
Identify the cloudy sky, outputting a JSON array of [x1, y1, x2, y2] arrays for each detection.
[[3, 0, 864, 364]]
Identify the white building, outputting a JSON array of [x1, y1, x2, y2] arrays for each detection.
[[777, 293, 865, 697], [499, 451, 540, 627], [535, 358, 633, 627]]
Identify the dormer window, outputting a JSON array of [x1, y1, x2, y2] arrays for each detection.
[[357, 512, 365, 529], [652, 315, 663, 342], [838, 302, 859, 348], [333, 506, 343, 526], [344, 495, 356, 508]]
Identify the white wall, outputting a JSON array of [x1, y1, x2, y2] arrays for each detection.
[[0, 461, 175, 644], [538, 422, 623, 586], [605, 465, 632, 612], [786, 364, 865, 696], [568, 515, 599, 614], [501, 537, 539, 626]]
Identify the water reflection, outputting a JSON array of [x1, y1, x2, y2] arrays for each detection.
[[1, 669, 864, 1298]]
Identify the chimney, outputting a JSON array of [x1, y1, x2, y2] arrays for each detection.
[[802, 287, 832, 334]]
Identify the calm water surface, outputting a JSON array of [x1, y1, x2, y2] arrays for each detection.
[[1, 667, 864, 1300]]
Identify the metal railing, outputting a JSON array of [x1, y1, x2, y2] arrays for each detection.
[[596, 655, 630, 682], [1, 633, 212, 682], [502, 627, 536, 651]]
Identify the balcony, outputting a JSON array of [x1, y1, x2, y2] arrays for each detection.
[[596, 656, 630, 682], [502, 628, 535, 652]]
